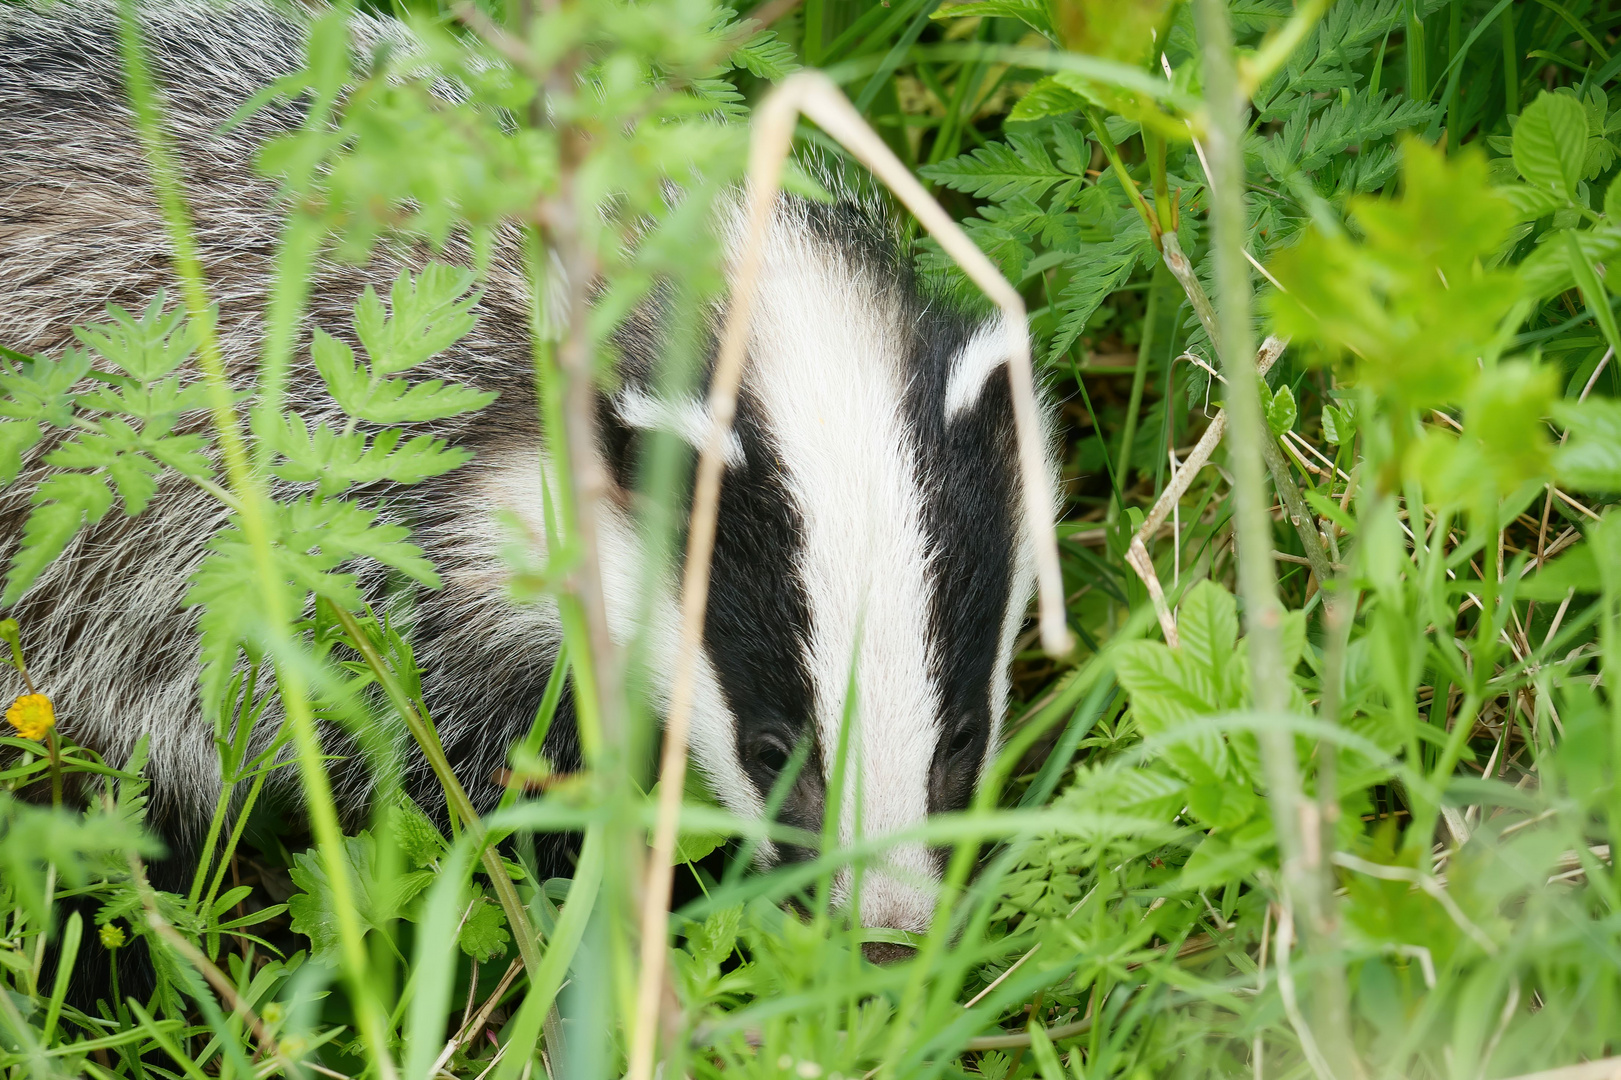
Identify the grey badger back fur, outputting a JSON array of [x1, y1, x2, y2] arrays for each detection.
[[0, 0, 1043, 951]]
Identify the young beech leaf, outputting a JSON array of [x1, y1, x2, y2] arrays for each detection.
[[1513, 90, 1588, 199]]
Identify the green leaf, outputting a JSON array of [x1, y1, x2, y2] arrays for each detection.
[[1266, 383, 1298, 435], [71, 293, 202, 383], [1007, 76, 1087, 122], [0, 348, 94, 429], [1517, 541, 1599, 599], [932, 0, 1056, 39], [1269, 142, 1521, 409], [0, 422, 43, 485], [457, 893, 511, 961], [1606, 176, 1621, 220], [394, 795, 447, 870], [1512, 90, 1588, 199], [4, 472, 115, 604], [353, 263, 479, 377], [1566, 229, 1621, 360], [920, 132, 1085, 204], [1321, 402, 1358, 445], [1179, 818, 1273, 890], [1555, 398, 1621, 492], [286, 832, 434, 965], [1186, 780, 1259, 831], [270, 414, 474, 497]]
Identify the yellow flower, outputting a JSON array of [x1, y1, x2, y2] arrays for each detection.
[[99, 923, 126, 950], [6, 693, 54, 740]]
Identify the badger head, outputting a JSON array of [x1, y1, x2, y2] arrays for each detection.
[[606, 198, 1048, 959]]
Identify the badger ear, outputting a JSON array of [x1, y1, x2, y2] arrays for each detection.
[[614, 387, 745, 467], [943, 317, 1019, 421]]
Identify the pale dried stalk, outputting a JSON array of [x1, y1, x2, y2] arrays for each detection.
[[1122, 335, 1285, 634], [627, 70, 1073, 1080], [1498, 1056, 1621, 1080]]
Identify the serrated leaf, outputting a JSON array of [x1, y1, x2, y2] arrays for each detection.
[[354, 263, 479, 377], [72, 292, 202, 383], [1513, 90, 1588, 198], [0, 422, 42, 485], [1046, 223, 1153, 362], [394, 794, 447, 870], [457, 895, 510, 961], [4, 473, 115, 604], [921, 132, 1083, 203], [287, 832, 434, 964], [106, 453, 162, 515], [0, 348, 94, 428], [1266, 383, 1297, 435], [271, 414, 474, 496]]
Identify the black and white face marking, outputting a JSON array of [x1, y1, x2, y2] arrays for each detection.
[[476, 199, 1039, 941], [685, 201, 1035, 935]]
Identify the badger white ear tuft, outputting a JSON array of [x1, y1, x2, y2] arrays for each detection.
[[944, 317, 1018, 421], [615, 387, 746, 467]]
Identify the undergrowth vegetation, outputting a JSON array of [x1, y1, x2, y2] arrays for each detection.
[[5, 0, 1621, 1077]]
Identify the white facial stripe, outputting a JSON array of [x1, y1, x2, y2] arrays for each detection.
[[470, 450, 764, 825], [615, 386, 746, 468], [739, 212, 942, 931], [944, 319, 1012, 421]]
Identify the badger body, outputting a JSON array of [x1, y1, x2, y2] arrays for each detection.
[[0, 1, 1040, 950]]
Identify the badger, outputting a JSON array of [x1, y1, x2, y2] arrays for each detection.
[[0, 0, 1050, 967]]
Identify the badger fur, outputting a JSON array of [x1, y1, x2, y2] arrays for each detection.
[[0, 0, 1044, 960]]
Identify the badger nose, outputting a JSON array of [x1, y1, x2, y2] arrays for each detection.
[[861, 941, 917, 965]]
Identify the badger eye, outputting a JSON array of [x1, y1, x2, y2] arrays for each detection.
[[947, 724, 977, 757], [754, 740, 790, 774]]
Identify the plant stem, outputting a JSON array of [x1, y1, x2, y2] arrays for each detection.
[[1111, 270, 1163, 518], [1085, 106, 1159, 244], [1160, 235, 1329, 580], [114, 6, 395, 1073], [1190, 2, 1359, 1077], [1406, 0, 1428, 101], [325, 603, 544, 978]]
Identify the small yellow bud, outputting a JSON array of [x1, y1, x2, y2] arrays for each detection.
[[99, 923, 126, 950], [6, 693, 53, 740]]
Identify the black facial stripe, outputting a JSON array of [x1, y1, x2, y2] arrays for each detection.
[[701, 386, 823, 831], [901, 311, 1020, 819]]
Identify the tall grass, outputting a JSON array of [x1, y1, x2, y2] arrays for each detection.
[[5, 0, 1621, 1078]]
